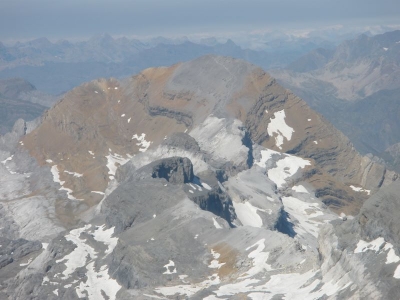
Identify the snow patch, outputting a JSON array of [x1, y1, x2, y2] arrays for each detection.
[[267, 110, 294, 149], [64, 170, 83, 177], [240, 239, 272, 279], [292, 185, 309, 194], [163, 260, 177, 274], [132, 133, 151, 152], [233, 201, 269, 228], [20, 258, 33, 266], [91, 191, 105, 195], [213, 217, 222, 229], [56, 225, 96, 277], [349, 185, 370, 195], [282, 196, 326, 239], [254, 149, 279, 167], [209, 249, 225, 269], [92, 225, 118, 256], [106, 153, 130, 176], [354, 237, 385, 253], [51, 165, 65, 185], [268, 155, 311, 188], [76, 262, 121, 300]]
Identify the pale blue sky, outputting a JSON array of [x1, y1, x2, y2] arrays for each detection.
[[1, 0, 399, 41]]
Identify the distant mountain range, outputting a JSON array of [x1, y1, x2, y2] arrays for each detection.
[[271, 30, 400, 170], [0, 34, 336, 95]]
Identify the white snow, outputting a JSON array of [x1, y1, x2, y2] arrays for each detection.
[[292, 185, 309, 194], [128, 118, 131, 123], [233, 201, 266, 228], [121, 114, 125, 117], [91, 191, 105, 195], [60, 186, 83, 201], [163, 260, 177, 274], [202, 182, 212, 190], [213, 217, 222, 229], [383, 47, 388, 51], [53, 289, 58, 296], [132, 133, 151, 152], [282, 196, 325, 238], [189, 190, 194, 194], [308, 119, 311, 121], [268, 155, 311, 188], [92, 225, 118, 256], [254, 149, 279, 167], [349, 185, 370, 195], [235, 239, 273, 281], [64, 170, 83, 177], [76, 263, 121, 300], [56, 225, 96, 277], [20, 258, 33, 266], [384, 243, 400, 264], [354, 237, 385, 253], [51, 165, 65, 185], [209, 249, 225, 269], [114, 87, 118, 90], [394, 266, 400, 279], [106, 153, 130, 176], [45, 159, 53, 163], [88, 151, 94, 155], [313, 141, 318, 145], [267, 110, 294, 149], [94, 91, 98, 94]]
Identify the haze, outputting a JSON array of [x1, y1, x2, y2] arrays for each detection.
[[1, 0, 400, 41]]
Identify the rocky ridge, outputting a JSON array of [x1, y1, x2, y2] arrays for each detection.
[[0, 55, 398, 299]]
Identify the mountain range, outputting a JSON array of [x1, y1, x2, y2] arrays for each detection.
[[0, 55, 399, 299], [0, 33, 337, 95], [271, 30, 400, 168]]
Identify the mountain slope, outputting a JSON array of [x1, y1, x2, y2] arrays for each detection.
[[271, 30, 400, 163], [0, 55, 398, 299]]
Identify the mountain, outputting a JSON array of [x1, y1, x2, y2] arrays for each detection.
[[275, 30, 400, 101], [0, 78, 58, 135], [0, 35, 333, 95], [0, 56, 398, 299], [271, 30, 400, 162]]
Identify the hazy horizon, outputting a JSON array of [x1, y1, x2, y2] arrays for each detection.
[[1, 0, 400, 43]]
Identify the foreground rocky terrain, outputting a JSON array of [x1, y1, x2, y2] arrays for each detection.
[[0, 55, 399, 299]]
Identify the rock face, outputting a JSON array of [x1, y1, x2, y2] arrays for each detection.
[[318, 181, 400, 299], [0, 55, 399, 299], [151, 157, 194, 184]]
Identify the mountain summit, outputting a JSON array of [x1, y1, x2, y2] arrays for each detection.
[[0, 55, 398, 299]]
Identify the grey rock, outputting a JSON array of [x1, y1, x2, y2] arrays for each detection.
[[151, 157, 194, 184], [161, 132, 201, 153]]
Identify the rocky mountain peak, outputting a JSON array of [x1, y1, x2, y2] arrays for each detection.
[[0, 55, 398, 299]]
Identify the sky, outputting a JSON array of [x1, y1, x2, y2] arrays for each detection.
[[1, 0, 400, 42]]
